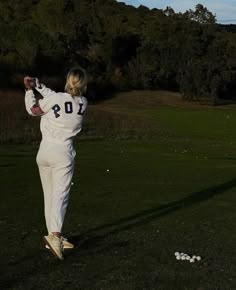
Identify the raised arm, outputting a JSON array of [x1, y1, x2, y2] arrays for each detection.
[[24, 76, 58, 116], [24, 89, 45, 116], [24, 77, 44, 116]]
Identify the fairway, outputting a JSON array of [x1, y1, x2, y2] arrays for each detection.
[[1, 96, 236, 289]]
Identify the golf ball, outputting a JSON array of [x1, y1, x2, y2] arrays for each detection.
[[175, 252, 179, 256], [106, 169, 110, 172], [189, 258, 195, 263], [196, 256, 201, 261]]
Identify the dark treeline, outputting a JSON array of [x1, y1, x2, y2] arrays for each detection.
[[0, 0, 236, 103]]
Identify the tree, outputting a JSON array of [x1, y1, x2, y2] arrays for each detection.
[[184, 4, 216, 24], [0, 0, 235, 104]]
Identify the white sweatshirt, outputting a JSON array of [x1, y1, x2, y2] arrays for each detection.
[[25, 81, 88, 143]]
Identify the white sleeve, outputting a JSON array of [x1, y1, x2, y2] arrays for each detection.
[[34, 78, 57, 99], [24, 89, 37, 116], [38, 94, 58, 113], [80, 96, 88, 113]]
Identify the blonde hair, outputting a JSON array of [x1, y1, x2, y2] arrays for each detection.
[[65, 67, 87, 97]]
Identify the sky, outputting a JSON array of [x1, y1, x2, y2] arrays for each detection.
[[117, 0, 236, 24]]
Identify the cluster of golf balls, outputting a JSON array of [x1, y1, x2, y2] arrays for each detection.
[[175, 252, 201, 263]]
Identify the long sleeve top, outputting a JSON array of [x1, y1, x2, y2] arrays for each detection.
[[25, 80, 88, 143]]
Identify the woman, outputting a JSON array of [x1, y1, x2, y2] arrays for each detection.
[[24, 67, 88, 260]]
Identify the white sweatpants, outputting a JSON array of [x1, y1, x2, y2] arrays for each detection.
[[36, 139, 75, 233]]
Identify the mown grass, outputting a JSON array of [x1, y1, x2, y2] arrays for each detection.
[[1, 90, 236, 289]]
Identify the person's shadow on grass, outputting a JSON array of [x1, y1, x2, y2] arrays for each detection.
[[68, 177, 236, 250], [4, 178, 236, 289]]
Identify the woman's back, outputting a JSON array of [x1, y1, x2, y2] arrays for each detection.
[[40, 92, 87, 142]]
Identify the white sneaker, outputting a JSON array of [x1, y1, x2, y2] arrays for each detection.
[[43, 234, 64, 260], [61, 236, 75, 249], [45, 236, 74, 250]]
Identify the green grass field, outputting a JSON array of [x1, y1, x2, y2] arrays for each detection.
[[1, 91, 236, 289]]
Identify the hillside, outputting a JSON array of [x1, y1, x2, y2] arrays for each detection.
[[220, 24, 236, 33], [2, 88, 236, 145], [0, 0, 235, 102]]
